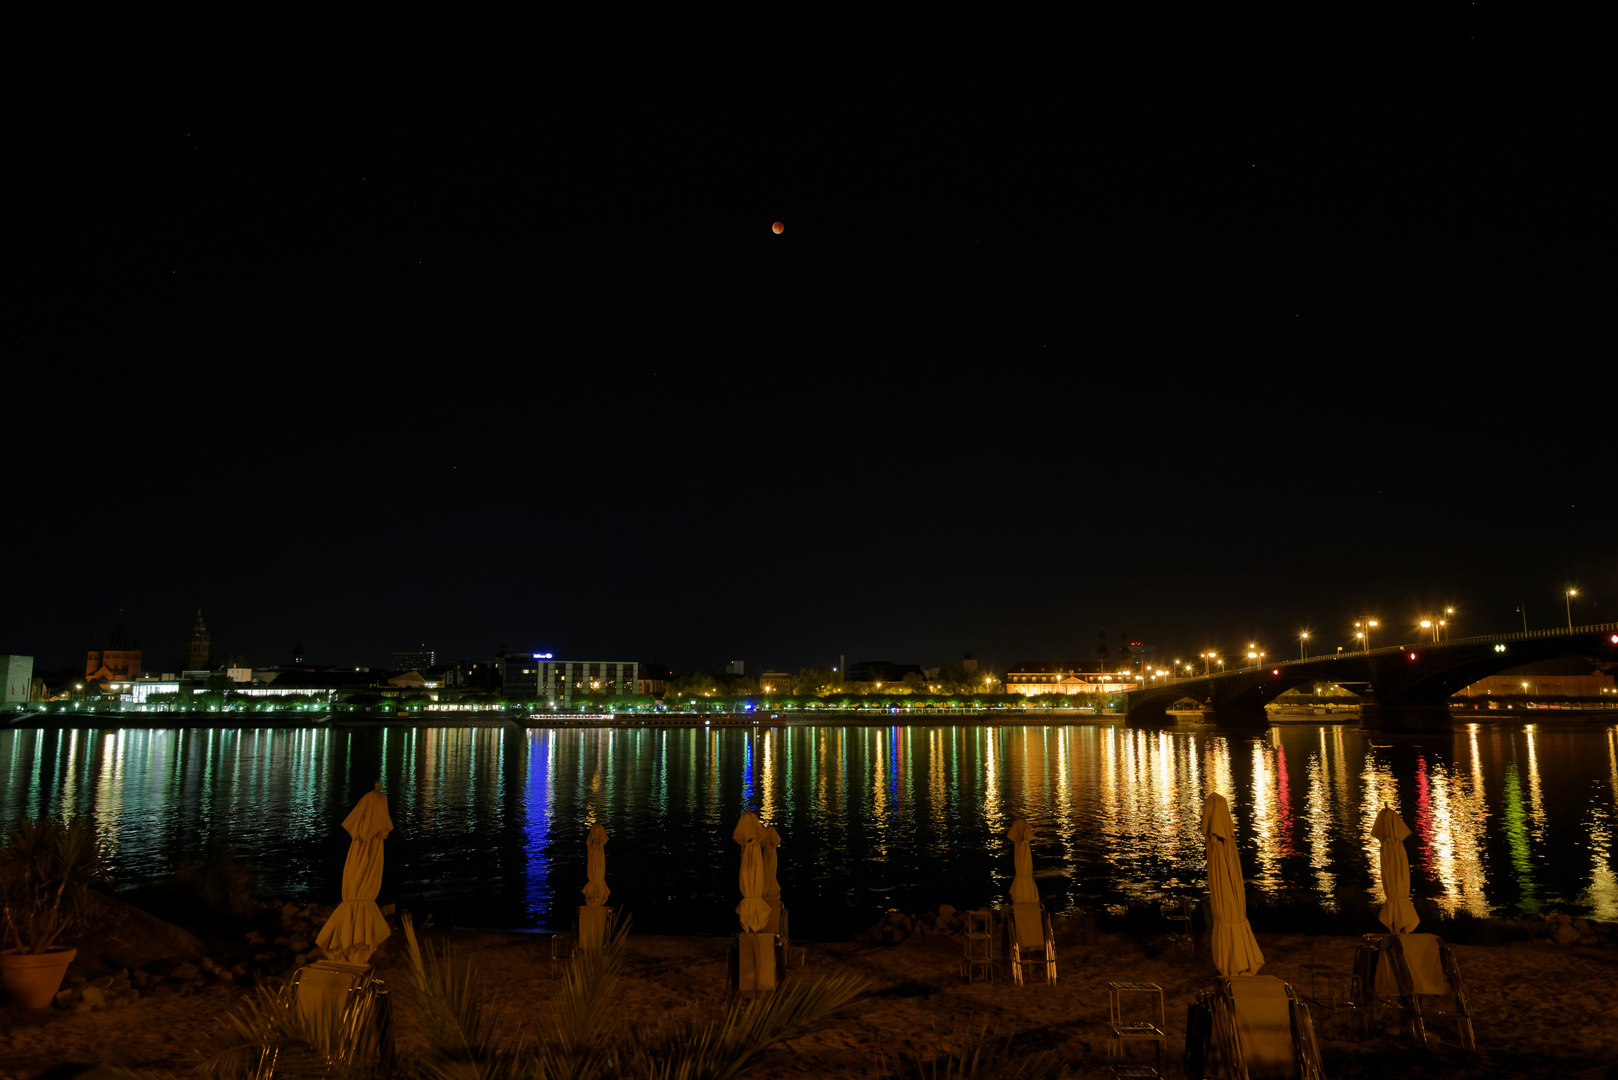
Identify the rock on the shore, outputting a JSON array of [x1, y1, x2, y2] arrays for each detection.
[[75, 891, 206, 972]]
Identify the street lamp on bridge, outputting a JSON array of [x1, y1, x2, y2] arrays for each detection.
[[1299, 631, 1309, 660], [1355, 619, 1379, 654], [1566, 588, 1577, 630]]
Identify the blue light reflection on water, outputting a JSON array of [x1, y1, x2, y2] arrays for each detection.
[[2, 721, 1616, 935], [524, 731, 553, 922]]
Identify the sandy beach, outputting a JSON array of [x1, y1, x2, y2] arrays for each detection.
[[4, 915, 1615, 1078]]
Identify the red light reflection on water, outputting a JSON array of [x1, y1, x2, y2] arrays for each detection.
[[1414, 754, 1435, 882], [1275, 745, 1297, 857]]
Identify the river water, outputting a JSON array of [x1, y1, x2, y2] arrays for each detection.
[[3, 721, 1614, 937]]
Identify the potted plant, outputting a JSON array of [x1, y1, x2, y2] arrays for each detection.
[[0, 817, 106, 1007]]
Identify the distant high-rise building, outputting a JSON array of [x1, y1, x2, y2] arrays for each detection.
[[393, 650, 435, 671], [725, 660, 745, 675], [503, 657, 639, 705], [86, 618, 143, 687], [292, 641, 306, 664], [186, 610, 211, 670]]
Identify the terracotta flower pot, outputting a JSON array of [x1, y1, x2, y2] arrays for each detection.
[[0, 947, 77, 1008]]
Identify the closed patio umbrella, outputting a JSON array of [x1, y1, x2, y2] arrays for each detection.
[[1006, 818, 1039, 904], [734, 812, 769, 932], [576, 822, 611, 949], [1373, 806, 1419, 933], [316, 782, 393, 965], [583, 823, 610, 907], [1202, 792, 1264, 977], [761, 824, 782, 902]]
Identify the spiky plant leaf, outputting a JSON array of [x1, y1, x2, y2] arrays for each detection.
[[402, 910, 532, 1080], [629, 973, 867, 1080], [197, 977, 383, 1080]]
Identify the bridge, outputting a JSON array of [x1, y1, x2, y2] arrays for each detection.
[[1122, 623, 1618, 730]]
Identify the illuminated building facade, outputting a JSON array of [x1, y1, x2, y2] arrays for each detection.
[[503, 657, 639, 704], [637, 662, 672, 697], [3, 655, 33, 702], [1459, 658, 1615, 698], [758, 671, 793, 695], [394, 650, 435, 670], [1005, 661, 1138, 695], [86, 619, 143, 688]]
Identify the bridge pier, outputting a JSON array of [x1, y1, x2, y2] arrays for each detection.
[[1358, 702, 1456, 733]]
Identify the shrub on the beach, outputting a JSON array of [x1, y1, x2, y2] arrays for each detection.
[[387, 911, 871, 1079], [0, 816, 109, 954]]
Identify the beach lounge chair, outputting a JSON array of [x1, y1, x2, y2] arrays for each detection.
[[1004, 901, 1057, 986], [1188, 975, 1325, 1080], [270, 959, 392, 1076], [1353, 932, 1475, 1049]]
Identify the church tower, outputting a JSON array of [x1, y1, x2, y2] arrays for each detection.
[[186, 610, 211, 670], [86, 616, 143, 687]]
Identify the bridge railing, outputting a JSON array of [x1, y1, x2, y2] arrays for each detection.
[[1128, 622, 1616, 691], [1288, 622, 1616, 664]]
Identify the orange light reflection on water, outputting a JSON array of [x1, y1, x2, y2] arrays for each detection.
[[5, 722, 1618, 929]]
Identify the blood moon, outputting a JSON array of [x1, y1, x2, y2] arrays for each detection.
[[771, 221, 784, 234]]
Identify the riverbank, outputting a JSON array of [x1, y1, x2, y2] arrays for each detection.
[[0, 709, 1130, 730], [4, 916, 1615, 1077], [8, 706, 1617, 732]]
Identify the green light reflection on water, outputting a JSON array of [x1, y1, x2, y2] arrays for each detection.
[[1501, 763, 1539, 912]]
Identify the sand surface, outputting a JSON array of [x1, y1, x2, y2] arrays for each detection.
[[3, 923, 1615, 1078]]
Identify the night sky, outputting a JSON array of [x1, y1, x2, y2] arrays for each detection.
[[9, 13, 1610, 677]]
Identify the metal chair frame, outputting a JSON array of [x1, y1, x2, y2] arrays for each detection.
[[1005, 903, 1058, 986], [1193, 976, 1325, 1080], [550, 905, 618, 975], [1163, 898, 1195, 959], [1353, 933, 1475, 1050], [960, 907, 996, 983], [1108, 980, 1167, 1075], [258, 962, 392, 1079]]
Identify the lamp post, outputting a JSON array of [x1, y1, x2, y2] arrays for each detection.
[[1444, 606, 1455, 642], [1299, 631, 1309, 660], [1354, 619, 1379, 654], [1566, 588, 1577, 630], [1420, 619, 1433, 643]]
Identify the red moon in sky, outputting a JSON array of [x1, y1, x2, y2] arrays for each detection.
[[771, 221, 784, 234]]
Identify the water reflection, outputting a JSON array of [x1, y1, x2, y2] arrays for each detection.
[[2, 722, 1615, 936]]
